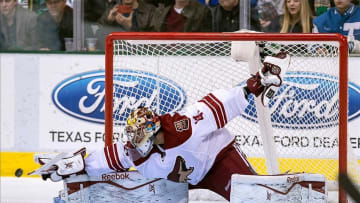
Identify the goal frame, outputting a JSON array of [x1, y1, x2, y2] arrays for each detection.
[[104, 32, 349, 202]]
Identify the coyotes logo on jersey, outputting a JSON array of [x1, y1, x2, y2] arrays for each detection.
[[167, 156, 194, 183], [174, 119, 189, 132]]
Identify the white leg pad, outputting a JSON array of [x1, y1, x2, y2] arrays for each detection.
[[54, 171, 188, 203], [230, 173, 327, 203]]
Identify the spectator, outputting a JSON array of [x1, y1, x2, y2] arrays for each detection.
[[95, 0, 154, 50], [98, 0, 139, 32], [211, 0, 261, 32], [36, 0, 73, 51], [311, 0, 331, 16], [84, 0, 118, 38], [257, 0, 285, 16], [0, 29, 4, 49], [273, 0, 285, 17], [148, 0, 212, 32], [132, 0, 156, 31], [257, 0, 281, 32], [313, 0, 360, 53], [280, 0, 313, 33], [144, 0, 173, 7], [251, 0, 257, 8], [198, 0, 218, 7], [0, 0, 37, 50], [352, 0, 360, 5], [84, 0, 117, 23], [32, 0, 49, 15]]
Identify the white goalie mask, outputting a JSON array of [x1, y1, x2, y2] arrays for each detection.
[[124, 107, 161, 157]]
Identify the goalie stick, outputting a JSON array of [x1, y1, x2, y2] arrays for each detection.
[[231, 40, 280, 174], [28, 152, 67, 176], [339, 173, 360, 202]]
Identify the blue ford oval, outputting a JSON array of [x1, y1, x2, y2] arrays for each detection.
[[241, 72, 360, 129], [52, 70, 186, 124]]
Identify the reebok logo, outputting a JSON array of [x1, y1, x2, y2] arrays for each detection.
[[287, 176, 300, 183], [102, 173, 130, 181]]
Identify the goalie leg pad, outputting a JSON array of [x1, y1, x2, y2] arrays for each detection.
[[230, 173, 327, 203], [55, 172, 189, 202]]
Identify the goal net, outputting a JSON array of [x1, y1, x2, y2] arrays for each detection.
[[104, 32, 359, 202]]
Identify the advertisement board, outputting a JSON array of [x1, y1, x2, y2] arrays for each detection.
[[1, 53, 359, 159]]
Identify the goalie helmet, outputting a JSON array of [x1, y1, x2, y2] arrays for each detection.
[[124, 107, 161, 157]]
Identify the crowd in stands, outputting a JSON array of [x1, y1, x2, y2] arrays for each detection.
[[1, 0, 360, 53]]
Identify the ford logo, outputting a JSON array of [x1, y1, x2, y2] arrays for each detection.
[[52, 70, 186, 124], [242, 72, 360, 129], [349, 82, 360, 121]]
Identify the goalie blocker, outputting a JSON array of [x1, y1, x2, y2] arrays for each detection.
[[230, 173, 327, 202], [245, 52, 290, 107], [232, 41, 291, 107]]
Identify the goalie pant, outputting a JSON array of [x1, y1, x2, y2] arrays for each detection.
[[85, 86, 256, 201]]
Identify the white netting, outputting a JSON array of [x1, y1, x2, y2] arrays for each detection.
[[109, 38, 360, 195]]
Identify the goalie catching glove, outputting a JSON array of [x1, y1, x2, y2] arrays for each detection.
[[246, 52, 290, 106], [28, 148, 86, 182]]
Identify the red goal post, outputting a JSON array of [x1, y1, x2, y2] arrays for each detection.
[[104, 32, 350, 202]]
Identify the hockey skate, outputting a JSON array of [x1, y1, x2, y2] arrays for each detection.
[[246, 52, 291, 106], [28, 147, 86, 182]]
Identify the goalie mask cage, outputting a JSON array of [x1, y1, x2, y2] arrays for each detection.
[[104, 32, 357, 202]]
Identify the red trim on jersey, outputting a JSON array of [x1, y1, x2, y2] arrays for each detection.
[[199, 94, 227, 128], [113, 143, 125, 170], [209, 93, 227, 124], [107, 144, 123, 171], [104, 147, 116, 170], [200, 98, 220, 128]]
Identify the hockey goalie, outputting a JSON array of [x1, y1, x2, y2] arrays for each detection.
[[29, 44, 327, 202]]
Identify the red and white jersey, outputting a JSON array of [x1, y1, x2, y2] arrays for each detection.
[[85, 86, 249, 185]]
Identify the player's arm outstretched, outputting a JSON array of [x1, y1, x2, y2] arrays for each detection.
[[28, 148, 88, 182], [28, 143, 133, 181], [85, 142, 132, 177], [188, 50, 290, 138]]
